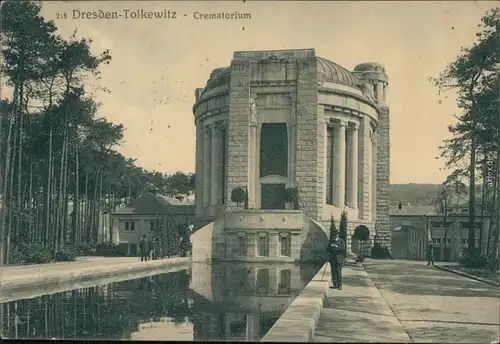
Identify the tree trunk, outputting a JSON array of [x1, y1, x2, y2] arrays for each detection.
[[28, 163, 33, 244], [468, 106, 477, 249], [479, 155, 487, 254], [62, 133, 69, 246], [6, 118, 19, 264], [84, 172, 88, 242], [0, 81, 19, 265], [491, 137, 500, 271], [74, 124, 80, 244], [45, 127, 53, 247], [56, 134, 65, 250], [15, 81, 24, 245]]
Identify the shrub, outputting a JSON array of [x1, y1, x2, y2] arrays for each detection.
[[370, 243, 394, 259], [339, 210, 348, 241], [231, 187, 246, 208], [76, 242, 94, 256], [8, 247, 25, 265], [458, 249, 487, 268], [21, 244, 52, 264], [94, 243, 124, 257], [54, 245, 79, 262], [284, 187, 299, 209], [329, 215, 337, 240]]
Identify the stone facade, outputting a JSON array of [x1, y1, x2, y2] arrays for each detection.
[[375, 106, 391, 247], [193, 49, 390, 250]]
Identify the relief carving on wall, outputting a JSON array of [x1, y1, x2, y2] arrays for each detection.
[[361, 82, 376, 102], [317, 71, 327, 86], [262, 93, 291, 108], [249, 97, 257, 123]]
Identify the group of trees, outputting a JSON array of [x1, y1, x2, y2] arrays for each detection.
[[0, 2, 194, 265], [431, 8, 500, 269]]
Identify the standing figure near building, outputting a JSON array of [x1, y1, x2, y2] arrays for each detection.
[[151, 238, 160, 260], [327, 229, 347, 289], [427, 239, 434, 266], [140, 234, 149, 261]]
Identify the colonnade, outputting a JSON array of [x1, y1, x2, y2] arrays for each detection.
[[324, 119, 361, 209], [202, 121, 226, 207]]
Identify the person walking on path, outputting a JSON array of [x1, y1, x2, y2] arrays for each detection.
[[151, 238, 160, 260], [427, 239, 434, 266], [327, 229, 347, 290], [140, 235, 150, 262]]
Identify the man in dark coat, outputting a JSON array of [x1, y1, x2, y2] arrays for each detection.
[[139, 234, 149, 261], [327, 229, 347, 289]]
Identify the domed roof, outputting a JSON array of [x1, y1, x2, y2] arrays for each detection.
[[316, 57, 364, 89]]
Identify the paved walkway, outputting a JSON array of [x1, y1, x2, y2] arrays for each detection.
[[314, 263, 411, 342], [364, 260, 500, 343]]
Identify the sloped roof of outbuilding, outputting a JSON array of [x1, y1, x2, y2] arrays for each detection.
[[112, 193, 195, 216]]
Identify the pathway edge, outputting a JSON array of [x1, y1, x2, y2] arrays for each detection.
[[432, 264, 500, 288]]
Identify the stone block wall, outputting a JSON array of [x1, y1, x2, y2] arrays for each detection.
[[295, 56, 320, 220], [375, 106, 390, 247], [226, 59, 251, 209]]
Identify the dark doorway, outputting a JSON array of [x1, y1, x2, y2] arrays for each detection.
[[261, 183, 286, 209], [260, 123, 288, 178]]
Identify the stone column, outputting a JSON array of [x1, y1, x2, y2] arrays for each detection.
[[203, 125, 212, 207], [269, 268, 279, 294], [348, 124, 359, 208], [249, 121, 258, 209], [224, 314, 232, 338], [366, 127, 372, 219], [290, 124, 297, 186], [372, 131, 378, 222], [335, 120, 347, 207], [255, 124, 262, 208], [245, 314, 255, 341], [211, 123, 221, 206], [323, 118, 329, 204], [270, 233, 279, 257]]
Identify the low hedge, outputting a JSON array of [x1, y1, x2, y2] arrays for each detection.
[[54, 245, 80, 262]]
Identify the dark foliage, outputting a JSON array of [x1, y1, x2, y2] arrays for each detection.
[[459, 248, 488, 268], [54, 245, 79, 261], [76, 242, 94, 256], [231, 187, 246, 206], [339, 210, 348, 241], [284, 187, 300, 209], [370, 243, 394, 260], [18, 243, 52, 264]]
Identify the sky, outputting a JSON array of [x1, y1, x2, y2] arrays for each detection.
[[37, 0, 499, 184]]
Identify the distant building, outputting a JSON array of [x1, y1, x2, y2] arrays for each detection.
[[389, 192, 491, 261], [111, 193, 196, 255]]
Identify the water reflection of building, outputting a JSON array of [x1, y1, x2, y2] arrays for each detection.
[[189, 262, 320, 341]]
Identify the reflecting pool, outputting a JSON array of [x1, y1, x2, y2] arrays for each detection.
[[0, 262, 322, 341]]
